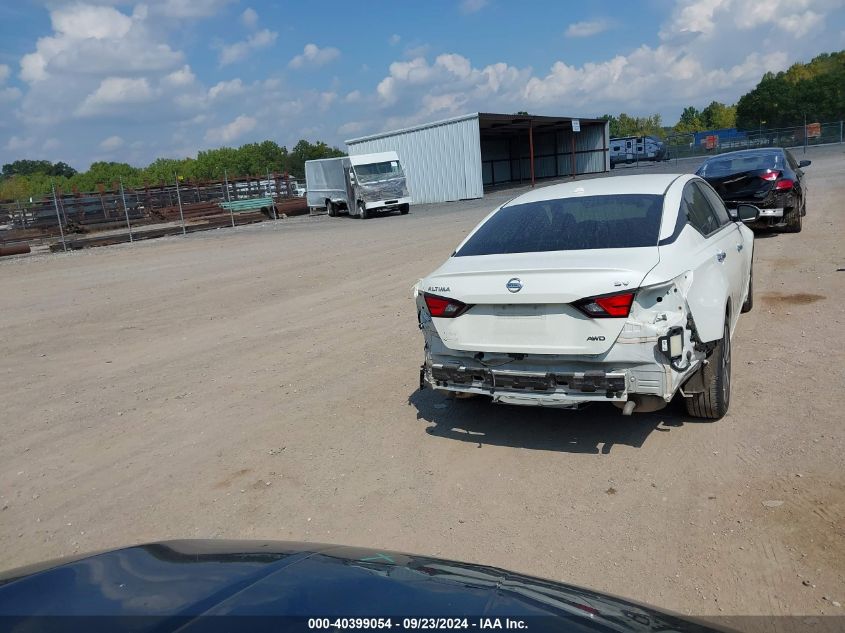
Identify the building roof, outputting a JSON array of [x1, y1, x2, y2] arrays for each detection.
[[345, 112, 607, 145]]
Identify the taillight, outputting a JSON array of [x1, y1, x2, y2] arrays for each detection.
[[775, 178, 794, 191], [423, 293, 470, 318], [574, 291, 635, 318], [760, 169, 781, 181]]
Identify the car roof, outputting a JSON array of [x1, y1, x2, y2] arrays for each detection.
[[701, 148, 785, 162], [505, 174, 686, 206]]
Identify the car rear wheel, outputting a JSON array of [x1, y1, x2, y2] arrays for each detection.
[[358, 200, 369, 219], [685, 320, 731, 420], [400, 204, 410, 215], [783, 205, 802, 233], [326, 200, 336, 217]]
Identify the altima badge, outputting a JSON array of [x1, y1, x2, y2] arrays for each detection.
[[506, 278, 523, 293]]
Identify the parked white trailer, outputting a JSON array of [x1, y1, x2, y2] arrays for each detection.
[[609, 136, 668, 167], [305, 151, 412, 219]]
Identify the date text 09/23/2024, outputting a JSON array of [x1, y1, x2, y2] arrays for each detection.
[[308, 618, 528, 630]]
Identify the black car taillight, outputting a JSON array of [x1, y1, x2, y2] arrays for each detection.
[[423, 293, 470, 318], [573, 290, 635, 318], [760, 169, 781, 181], [775, 178, 794, 191]]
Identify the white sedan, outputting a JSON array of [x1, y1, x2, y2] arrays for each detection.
[[414, 174, 758, 419]]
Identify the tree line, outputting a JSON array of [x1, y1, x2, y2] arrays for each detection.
[[1, 139, 345, 202], [601, 50, 842, 139]]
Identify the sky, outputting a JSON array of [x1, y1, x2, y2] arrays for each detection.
[[0, 0, 843, 170]]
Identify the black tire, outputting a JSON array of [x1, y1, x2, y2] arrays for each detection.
[[685, 320, 731, 420], [399, 204, 410, 215], [741, 262, 753, 313], [357, 200, 369, 219], [326, 200, 336, 217], [782, 205, 802, 233]]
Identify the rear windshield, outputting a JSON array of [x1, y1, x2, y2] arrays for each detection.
[[455, 194, 664, 256], [698, 152, 783, 177]]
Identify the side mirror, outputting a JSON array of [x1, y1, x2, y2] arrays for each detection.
[[798, 159, 811, 168], [736, 204, 760, 223]]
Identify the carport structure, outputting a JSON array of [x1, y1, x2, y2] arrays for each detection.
[[479, 113, 609, 189], [346, 112, 610, 204]]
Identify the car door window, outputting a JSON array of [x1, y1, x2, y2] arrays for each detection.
[[695, 181, 732, 227], [784, 150, 798, 170], [683, 182, 722, 236]]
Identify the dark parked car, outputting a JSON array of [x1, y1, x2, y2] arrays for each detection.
[[0, 540, 736, 633], [695, 148, 809, 233]]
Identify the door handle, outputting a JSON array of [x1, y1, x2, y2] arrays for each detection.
[[736, 243, 744, 252], [716, 251, 727, 262]]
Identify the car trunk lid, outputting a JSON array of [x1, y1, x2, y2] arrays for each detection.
[[703, 170, 776, 203], [422, 248, 660, 355]]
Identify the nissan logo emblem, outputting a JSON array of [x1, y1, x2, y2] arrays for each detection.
[[506, 278, 523, 293]]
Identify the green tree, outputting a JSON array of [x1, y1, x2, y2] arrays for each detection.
[[736, 50, 845, 128], [700, 101, 737, 129], [602, 113, 664, 138], [673, 106, 704, 133], [288, 140, 345, 177]]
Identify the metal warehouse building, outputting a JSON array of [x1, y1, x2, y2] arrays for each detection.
[[345, 112, 609, 204]]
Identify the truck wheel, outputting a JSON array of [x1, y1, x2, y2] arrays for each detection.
[[741, 263, 753, 313], [400, 204, 410, 215], [357, 201, 369, 219], [326, 200, 336, 217], [685, 320, 731, 420], [782, 205, 802, 233]]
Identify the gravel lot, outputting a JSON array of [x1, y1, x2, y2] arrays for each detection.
[[1, 145, 843, 627]]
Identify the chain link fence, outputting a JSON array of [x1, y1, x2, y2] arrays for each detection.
[[665, 121, 844, 160]]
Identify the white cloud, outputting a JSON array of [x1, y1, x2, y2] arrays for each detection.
[[338, 121, 366, 135], [288, 43, 340, 69], [208, 78, 245, 100], [99, 135, 125, 151], [20, 4, 182, 84], [163, 65, 197, 86], [345, 90, 362, 103], [0, 64, 21, 103], [76, 77, 154, 116], [42, 138, 60, 151], [219, 29, 278, 65], [5, 136, 35, 152], [319, 91, 338, 111], [147, 0, 235, 18], [565, 19, 611, 38], [241, 7, 258, 28], [779, 10, 823, 37], [204, 115, 257, 143], [460, 0, 488, 14], [389, 34, 401, 45]]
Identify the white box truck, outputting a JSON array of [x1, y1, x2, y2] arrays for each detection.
[[305, 151, 411, 219]]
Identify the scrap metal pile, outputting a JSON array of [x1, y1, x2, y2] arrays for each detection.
[[0, 174, 308, 254]]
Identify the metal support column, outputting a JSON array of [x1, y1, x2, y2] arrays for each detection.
[[173, 172, 186, 236], [51, 182, 67, 252], [529, 120, 535, 188], [119, 177, 133, 243]]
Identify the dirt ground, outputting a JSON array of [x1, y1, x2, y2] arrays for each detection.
[[1, 145, 843, 628]]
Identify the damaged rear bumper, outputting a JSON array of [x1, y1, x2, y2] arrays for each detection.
[[422, 361, 631, 408]]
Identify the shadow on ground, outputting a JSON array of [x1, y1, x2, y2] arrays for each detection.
[[408, 389, 696, 454]]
